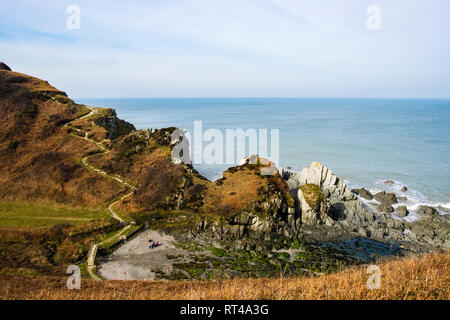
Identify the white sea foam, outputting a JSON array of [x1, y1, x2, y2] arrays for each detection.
[[348, 179, 449, 222]]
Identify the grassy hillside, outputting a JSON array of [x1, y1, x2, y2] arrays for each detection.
[[0, 67, 128, 208], [0, 64, 139, 276]]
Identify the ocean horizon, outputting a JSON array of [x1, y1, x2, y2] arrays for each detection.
[[78, 97, 450, 214]]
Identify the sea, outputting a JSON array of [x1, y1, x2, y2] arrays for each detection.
[[77, 98, 450, 216]]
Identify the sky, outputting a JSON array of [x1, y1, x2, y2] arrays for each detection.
[[0, 0, 449, 98]]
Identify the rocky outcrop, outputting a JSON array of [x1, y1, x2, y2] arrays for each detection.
[[351, 187, 373, 200], [374, 191, 398, 205], [94, 110, 135, 140], [280, 162, 449, 251], [285, 162, 375, 228], [296, 162, 356, 202], [196, 199, 297, 244], [0, 62, 11, 71], [298, 184, 334, 226], [396, 206, 409, 217], [378, 203, 394, 213], [192, 160, 450, 254], [416, 205, 438, 216]]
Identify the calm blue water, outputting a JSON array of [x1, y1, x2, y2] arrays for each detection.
[[78, 98, 450, 207]]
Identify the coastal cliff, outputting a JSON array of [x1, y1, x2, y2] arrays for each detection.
[[0, 62, 448, 279]]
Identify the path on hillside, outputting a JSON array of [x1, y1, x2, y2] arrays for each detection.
[[64, 107, 138, 280]]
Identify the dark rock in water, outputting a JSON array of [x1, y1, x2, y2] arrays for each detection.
[[396, 206, 409, 217], [351, 188, 373, 200], [417, 205, 438, 216], [384, 180, 394, 184], [378, 203, 394, 213], [0, 62, 12, 71], [401, 186, 408, 192], [374, 191, 398, 205]]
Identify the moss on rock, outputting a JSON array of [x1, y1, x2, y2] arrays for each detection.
[[300, 183, 324, 209]]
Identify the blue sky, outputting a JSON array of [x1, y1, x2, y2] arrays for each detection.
[[1, 0, 449, 98]]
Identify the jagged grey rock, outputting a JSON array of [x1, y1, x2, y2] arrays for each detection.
[[374, 191, 398, 205], [298, 188, 334, 226], [416, 205, 438, 216], [396, 206, 409, 217], [378, 203, 394, 214], [351, 187, 373, 200], [295, 162, 356, 202]]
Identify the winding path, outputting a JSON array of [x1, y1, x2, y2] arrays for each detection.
[[65, 107, 138, 280]]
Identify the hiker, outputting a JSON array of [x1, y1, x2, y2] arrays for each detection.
[[148, 238, 152, 243]]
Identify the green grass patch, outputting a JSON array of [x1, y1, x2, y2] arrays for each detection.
[[0, 201, 107, 227], [121, 224, 142, 237]]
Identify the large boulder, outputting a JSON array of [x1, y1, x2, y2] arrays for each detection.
[[396, 206, 409, 218], [352, 187, 373, 200], [416, 205, 438, 216], [374, 191, 398, 205], [298, 183, 333, 226], [378, 203, 394, 214]]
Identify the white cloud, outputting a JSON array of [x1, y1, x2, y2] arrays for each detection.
[[1, 0, 449, 97]]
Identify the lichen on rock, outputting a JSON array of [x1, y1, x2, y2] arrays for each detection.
[[299, 184, 324, 209]]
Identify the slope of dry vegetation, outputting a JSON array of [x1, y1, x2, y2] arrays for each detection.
[[0, 66, 132, 274], [0, 218, 120, 276], [0, 67, 126, 208], [87, 127, 286, 229], [0, 251, 448, 300]]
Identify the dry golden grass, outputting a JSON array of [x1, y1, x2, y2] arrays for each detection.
[[0, 251, 448, 300], [0, 70, 127, 208], [87, 126, 107, 142], [203, 168, 265, 217], [2, 71, 62, 92], [71, 119, 92, 130]]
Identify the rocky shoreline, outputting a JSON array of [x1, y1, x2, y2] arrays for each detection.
[[191, 160, 449, 249], [100, 158, 449, 281]]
